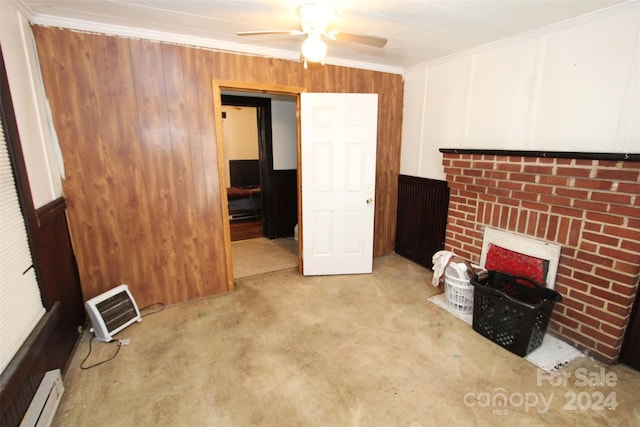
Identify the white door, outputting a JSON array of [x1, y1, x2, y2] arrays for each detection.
[[301, 93, 378, 275]]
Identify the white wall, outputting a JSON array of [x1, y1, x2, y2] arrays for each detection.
[[0, 0, 63, 207], [271, 97, 297, 170], [401, 3, 640, 180]]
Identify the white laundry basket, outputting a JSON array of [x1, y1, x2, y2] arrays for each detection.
[[444, 263, 475, 314]]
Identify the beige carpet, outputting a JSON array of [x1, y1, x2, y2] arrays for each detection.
[[53, 254, 639, 426], [232, 237, 298, 278]]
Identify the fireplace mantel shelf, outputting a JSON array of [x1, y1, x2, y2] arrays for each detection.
[[439, 149, 640, 162]]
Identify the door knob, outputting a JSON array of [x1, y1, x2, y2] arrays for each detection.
[[366, 198, 373, 204]]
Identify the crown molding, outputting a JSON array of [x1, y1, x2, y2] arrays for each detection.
[[27, 13, 403, 75]]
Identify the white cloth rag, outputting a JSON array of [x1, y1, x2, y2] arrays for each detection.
[[432, 250, 455, 287]]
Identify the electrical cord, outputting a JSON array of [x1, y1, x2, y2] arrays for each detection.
[[139, 302, 165, 317], [80, 301, 165, 370], [80, 335, 122, 370]]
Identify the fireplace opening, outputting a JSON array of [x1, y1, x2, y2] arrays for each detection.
[[479, 227, 561, 289]]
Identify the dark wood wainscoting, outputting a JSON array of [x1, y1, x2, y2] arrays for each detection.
[[0, 304, 62, 427], [619, 286, 640, 370], [264, 170, 297, 239], [34, 198, 85, 366], [395, 175, 450, 269]]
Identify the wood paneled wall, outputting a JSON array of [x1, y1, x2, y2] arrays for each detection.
[[32, 26, 404, 306]]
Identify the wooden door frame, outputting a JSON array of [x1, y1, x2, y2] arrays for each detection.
[[212, 80, 305, 291]]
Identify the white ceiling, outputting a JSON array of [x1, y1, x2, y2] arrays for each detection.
[[20, 0, 631, 73]]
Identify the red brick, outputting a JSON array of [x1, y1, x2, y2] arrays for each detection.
[[514, 210, 527, 235], [595, 268, 636, 286], [568, 219, 582, 246], [551, 312, 580, 329], [521, 201, 549, 212], [600, 323, 626, 339], [577, 250, 613, 268], [526, 211, 539, 236], [574, 179, 614, 190], [546, 215, 559, 241], [598, 160, 621, 168], [596, 168, 639, 181], [614, 260, 640, 275], [486, 187, 511, 198], [581, 231, 620, 247], [539, 175, 569, 186], [496, 197, 519, 208], [590, 287, 632, 306], [628, 217, 640, 228], [591, 191, 632, 205], [509, 173, 537, 182], [579, 241, 597, 253], [556, 167, 593, 178], [609, 204, 640, 217], [500, 206, 512, 229], [616, 182, 640, 194], [473, 161, 495, 170], [603, 225, 640, 241], [484, 170, 509, 181], [557, 217, 572, 244], [539, 194, 572, 207], [584, 211, 625, 225], [466, 184, 487, 194], [560, 295, 585, 312], [452, 159, 473, 168], [593, 344, 620, 363], [620, 161, 640, 170], [584, 306, 626, 328], [539, 158, 556, 164], [600, 245, 640, 264], [523, 165, 554, 175], [611, 283, 637, 297], [580, 325, 617, 345], [554, 187, 589, 199], [453, 175, 474, 184], [464, 170, 484, 180], [567, 309, 601, 329], [606, 302, 632, 317], [443, 165, 460, 174], [534, 213, 548, 239], [511, 191, 539, 202], [574, 271, 610, 288], [447, 181, 465, 191], [523, 184, 554, 195], [494, 162, 522, 172], [583, 222, 602, 232], [550, 205, 584, 218], [573, 199, 610, 213], [560, 327, 596, 349], [576, 159, 597, 167], [568, 289, 606, 308]]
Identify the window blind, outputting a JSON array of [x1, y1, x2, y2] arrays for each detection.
[[0, 115, 45, 373]]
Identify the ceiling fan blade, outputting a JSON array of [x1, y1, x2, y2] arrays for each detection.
[[328, 31, 387, 48], [237, 30, 304, 36]]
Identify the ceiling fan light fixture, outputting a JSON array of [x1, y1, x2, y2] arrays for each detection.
[[301, 33, 327, 64]]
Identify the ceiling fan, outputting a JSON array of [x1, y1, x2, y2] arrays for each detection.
[[237, 3, 387, 68]]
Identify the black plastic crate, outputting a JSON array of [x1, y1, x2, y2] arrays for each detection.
[[470, 271, 562, 357]]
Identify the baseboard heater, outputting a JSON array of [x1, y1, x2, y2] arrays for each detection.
[[85, 284, 142, 342], [20, 369, 64, 427]]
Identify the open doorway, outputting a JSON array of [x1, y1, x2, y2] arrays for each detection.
[[218, 89, 299, 281]]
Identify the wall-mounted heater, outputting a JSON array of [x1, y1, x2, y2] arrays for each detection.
[[85, 284, 142, 342]]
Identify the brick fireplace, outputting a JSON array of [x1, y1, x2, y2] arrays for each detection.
[[440, 150, 640, 364]]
